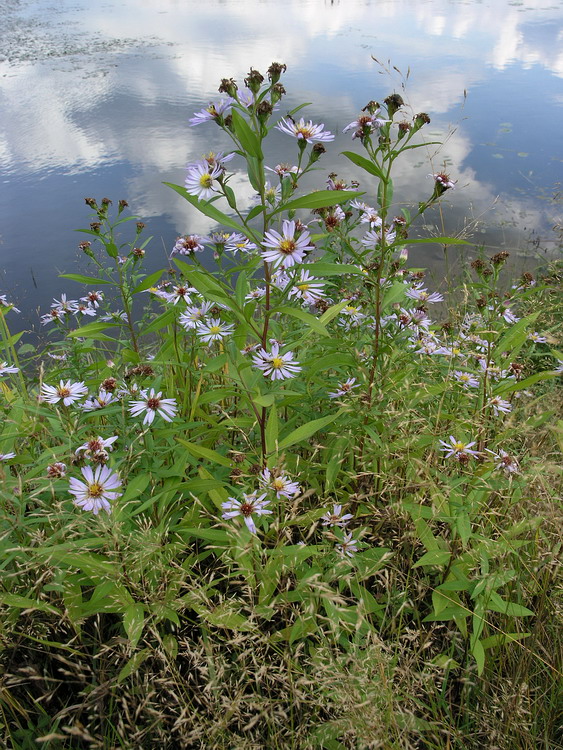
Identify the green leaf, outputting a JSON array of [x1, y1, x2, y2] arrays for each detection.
[[271, 190, 363, 215], [123, 604, 145, 649], [0, 593, 60, 615], [494, 369, 557, 395], [413, 550, 451, 568], [265, 404, 278, 455], [231, 109, 263, 159], [494, 311, 540, 364], [278, 412, 339, 450], [176, 438, 232, 468], [67, 321, 118, 338], [59, 273, 113, 286], [341, 151, 387, 181], [481, 632, 531, 650], [472, 639, 486, 676], [165, 182, 258, 242], [141, 308, 177, 335], [275, 305, 329, 336], [118, 648, 151, 683], [121, 474, 151, 504], [303, 261, 363, 277], [132, 269, 164, 294]]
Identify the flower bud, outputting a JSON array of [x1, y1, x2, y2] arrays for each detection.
[[491, 251, 509, 265], [267, 62, 287, 84], [384, 93, 404, 118], [136, 222, 146, 233], [362, 100, 380, 115], [244, 67, 264, 94], [84, 197, 98, 209], [219, 78, 238, 97], [256, 100, 273, 124], [118, 199, 129, 213], [309, 143, 326, 163], [412, 112, 430, 132], [270, 83, 286, 105]]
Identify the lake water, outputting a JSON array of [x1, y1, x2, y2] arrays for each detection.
[[1, 0, 562, 330]]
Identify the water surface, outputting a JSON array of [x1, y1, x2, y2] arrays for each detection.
[[1, 0, 562, 328]]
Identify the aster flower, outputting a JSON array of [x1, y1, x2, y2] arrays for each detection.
[[288, 270, 326, 305], [439, 436, 479, 460], [321, 504, 354, 527], [261, 220, 314, 269], [189, 98, 234, 126], [554, 359, 563, 374], [196, 318, 235, 344], [129, 388, 178, 425], [41, 380, 88, 406], [179, 301, 214, 330], [221, 492, 272, 534], [259, 468, 300, 499], [397, 308, 432, 331], [430, 172, 456, 192], [275, 117, 335, 143], [237, 87, 255, 108], [405, 283, 444, 304], [265, 163, 301, 178], [336, 532, 359, 558], [328, 378, 360, 399], [51, 293, 78, 315], [184, 162, 223, 201], [41, 308, 64, 325], [528, 331, 547, 344], [271, 269, 291, 289], [46, 462, 67, 478], [343, 111, 388, 139], [0, 362, 19, 376], [75, 435, 118, 457], [80, 290, 104, 308], [165, 284, 197, 305], [253, 181, 282, 207], [487, 396, 512, 416], [0, 294, 20, 313], [486, 449, 520, 476], [69, 465, 122, 515], [187, 150, 235, 173], [338, 304, 366, 327], [171, 234, 206, 256], [252, 341, 301, 381], [452, 370, 479, 389], [361, 226, 397, 247], [82, 390, 116, 411], [245, 288, 266, 301], [0, 452, 16, 461], [75, 303, 97, 317], [501, 306, 520, 324], [225, 236, 257, 255]]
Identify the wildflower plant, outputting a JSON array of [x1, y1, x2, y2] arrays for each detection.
[[0, 62, 561, 747]]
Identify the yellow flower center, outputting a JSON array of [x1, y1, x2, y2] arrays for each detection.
[[273, 478, 285, 490], [459, 374, 469, 382], [279, 239, 296, 255], [58, 387, 71, 398], [199, 173, 213, 188], [297, 283, 310, 292], [454, 442, 465, 452], [88, 482, 103, 498], [345, 306, 357, 314], [271, 357, 284, 369], [209, 326, 221, 335], [296, 126, 313, 138]]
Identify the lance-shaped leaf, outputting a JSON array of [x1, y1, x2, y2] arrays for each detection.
[[342, 150, 387, 181], [271, 189, 363, 215], [231, 109, 263, 159], [165, 182, 259, 243], [278, 411, 340, 450]]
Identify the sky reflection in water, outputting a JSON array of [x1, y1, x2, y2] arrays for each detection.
[[0, 0, 561, 326]]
